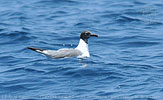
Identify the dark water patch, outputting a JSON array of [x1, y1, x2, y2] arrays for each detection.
[[79, 59, 100, 65], [0, 36, 33, 45], [2, 67, 45, 74], [8, 16, 29, 21], [150, 54, 163, 60], [63, 66, 126, 79], [45, 67, 76, 75], [109, 2, 134, 8], [98, 70, 126, 81], [0, 31, 29, 38], [2, 85, 28, 92], [116, 15, 142, 23], [74, 22, 85, 27], [96, 91, 117, 96], [0, 10, 13, 17], [55, 11, 67, 15], [8, 12, 24, 17], [95, 35, 162, 48], [0, 28, 6, 32], [0, 56, 19, 64], [43, 65, 77, 76], [0, 78, 42, 87], [154, 3, 163, 7], [22, 68, 46, 74], [120, 35, 162, 41], [0, 10, 29, 22], [16, 47, 34, 54], [74, 22, 92, 28], [45, 11, 69, 20], [21, 27, 31, 31], [0, 22, 10, 27], [120, 64, 158, 77], [39, 0, 77, 4], [134, 64, 156, 70], [100, 13, 121, 19], [31, 62, 57, 68], [23, 99, 59, 100], [33, 0, 79, 8], [0, 83, 32, 94], [118, 82, 149, 91], [119, 41, 160, 48], [106, 35, 163, 48], [146, 21, 163, 26], [123, 9, 143, 16], [63, 68, 101, 77], [133, 1, 146, 6], [0, 31, 35, 44], [72, 88, 93, 93], [14, 35, 32, 42], [45, 15, 61, 20]]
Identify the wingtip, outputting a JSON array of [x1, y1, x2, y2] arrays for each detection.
[[28, 47, 35, 51], [27, 47, 32, 49], [27, 47, 44, 51]]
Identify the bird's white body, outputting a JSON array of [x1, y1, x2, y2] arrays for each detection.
[[75, 39, 90, 58]]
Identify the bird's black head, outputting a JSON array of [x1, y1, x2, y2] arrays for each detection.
[[80, 31, 98, 44]]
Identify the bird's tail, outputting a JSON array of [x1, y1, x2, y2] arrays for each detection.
[[28, 47, 44, 53]]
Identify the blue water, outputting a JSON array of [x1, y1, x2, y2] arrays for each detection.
[[0, 0, 163, 100]]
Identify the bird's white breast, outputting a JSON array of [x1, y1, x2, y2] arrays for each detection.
[[75, 39, 90, 58]]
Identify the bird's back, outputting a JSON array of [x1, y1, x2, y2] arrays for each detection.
[[44, 48, 82, 58]]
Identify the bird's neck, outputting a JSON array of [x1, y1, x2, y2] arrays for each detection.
[[75, 39, 90, 57]]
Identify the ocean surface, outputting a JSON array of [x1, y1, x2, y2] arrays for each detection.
[[0, 0, 163, 100]]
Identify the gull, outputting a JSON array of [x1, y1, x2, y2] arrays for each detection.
[[28, 31, 98, 58]]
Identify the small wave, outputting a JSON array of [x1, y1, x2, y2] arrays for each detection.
[[0, 10, 28, 21], [0, 30, 35, 45], [14, 35, 32, 42], [124, 9, 144, 15], [3, 84, 28, 91], [96, 91, 117, 96], [74, 22, 85, 26], [0, 31, 29, 37], [0, 56, 18, 63], [74, 22, 90, 28], [134, 64, 156, 69], [134, 1, 146, 5], [45, 67, 75, 75], [62, 66, 126, 79], [100, 12, 121, 19], [0, 22, 10, 26], [0, 10, 13, 17], [55, 11, 67, 14], [118, 15, 163, 25], [95, 35, 162, 48], [117, 15, 142, 23], [120, 41, 160, 48], [122, 35, 163, 42], [146, 21, 163, 26], [0, 36, 33, 45], [107, 35, 162, 48], [8, 12, 24, 17], [2, 67, 45, 74], [33, 0, 78, 7]]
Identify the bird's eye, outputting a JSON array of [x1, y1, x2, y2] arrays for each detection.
[[85, 32, 89, 36]]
